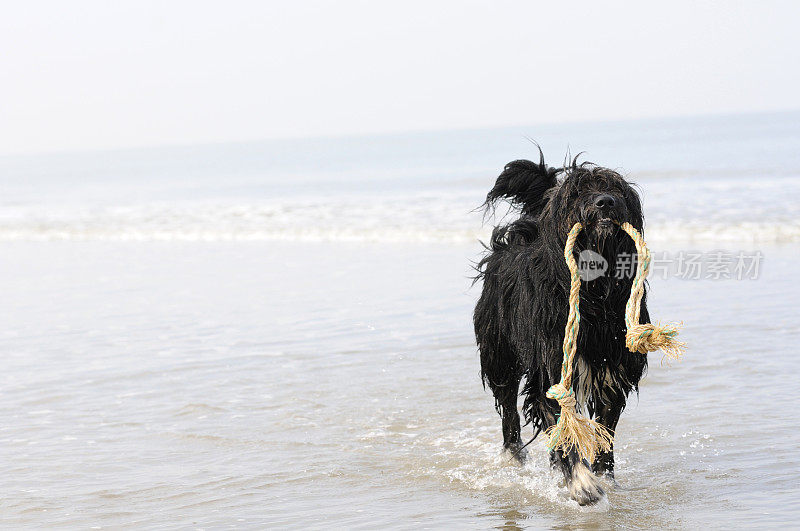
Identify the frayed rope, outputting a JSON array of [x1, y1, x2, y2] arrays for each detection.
[[545, 221, 685, 463]]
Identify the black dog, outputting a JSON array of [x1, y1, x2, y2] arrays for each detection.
[[473, 151, 649, 505]]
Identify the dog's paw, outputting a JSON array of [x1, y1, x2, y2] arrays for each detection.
[[569, 463, 606, 506], [502, 443, 528, 464]]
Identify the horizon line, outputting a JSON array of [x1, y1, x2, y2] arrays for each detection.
[[2, 107, 797, 159]]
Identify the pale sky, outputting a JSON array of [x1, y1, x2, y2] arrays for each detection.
[[1, 1, 799, 155]]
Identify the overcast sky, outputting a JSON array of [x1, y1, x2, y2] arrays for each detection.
[[1, 1, 799, 155]]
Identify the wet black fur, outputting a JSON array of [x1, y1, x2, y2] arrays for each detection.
[[473, 150, 649, 504]]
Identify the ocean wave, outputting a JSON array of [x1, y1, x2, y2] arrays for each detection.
[[0, 201, 799, 243]]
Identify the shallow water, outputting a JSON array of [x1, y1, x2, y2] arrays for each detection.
[[1, 240, 798, 528], [2, 111, 800, 528]]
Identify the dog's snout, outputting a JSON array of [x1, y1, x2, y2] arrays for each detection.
[[594, 194, 616, 210]]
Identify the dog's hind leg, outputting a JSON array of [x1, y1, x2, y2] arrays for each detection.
[[498, 376, 523, 458], [487, 374, 523, 460], [476, 323, 524, 459]]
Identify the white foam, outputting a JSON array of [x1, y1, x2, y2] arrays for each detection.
[[1, 201, 798, 243], [2, 175, 800, 243], [412, 426, 611, 511]]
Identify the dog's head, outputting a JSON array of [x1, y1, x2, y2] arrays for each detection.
[[544, 162, 643, 243], [484, 151, 644, 248]]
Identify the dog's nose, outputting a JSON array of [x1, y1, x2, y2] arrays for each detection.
[[594, 194, 616, 210]]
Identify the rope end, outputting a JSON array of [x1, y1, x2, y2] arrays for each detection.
[[545, 407, 613, 464], [626, 322, 685, 360]]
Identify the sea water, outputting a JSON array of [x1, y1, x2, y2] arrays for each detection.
[[1, 111, 799, 528]]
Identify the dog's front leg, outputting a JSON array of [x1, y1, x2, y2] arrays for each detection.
[[544, 407, 606, 505], [551, 448, 606, 505], [592, 397, 624, 479]]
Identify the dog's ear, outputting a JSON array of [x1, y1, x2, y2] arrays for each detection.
[[484, 149, 560, 216]]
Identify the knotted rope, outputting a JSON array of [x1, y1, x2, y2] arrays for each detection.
[[544, 221, 684, 463]]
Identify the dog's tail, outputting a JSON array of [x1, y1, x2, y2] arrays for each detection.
[[483, 148, 560, 217]]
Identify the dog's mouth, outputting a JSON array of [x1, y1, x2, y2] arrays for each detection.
[[586, 216, 618, 236], [583, 215, 622, 253], [596, 217, 615, 230]]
